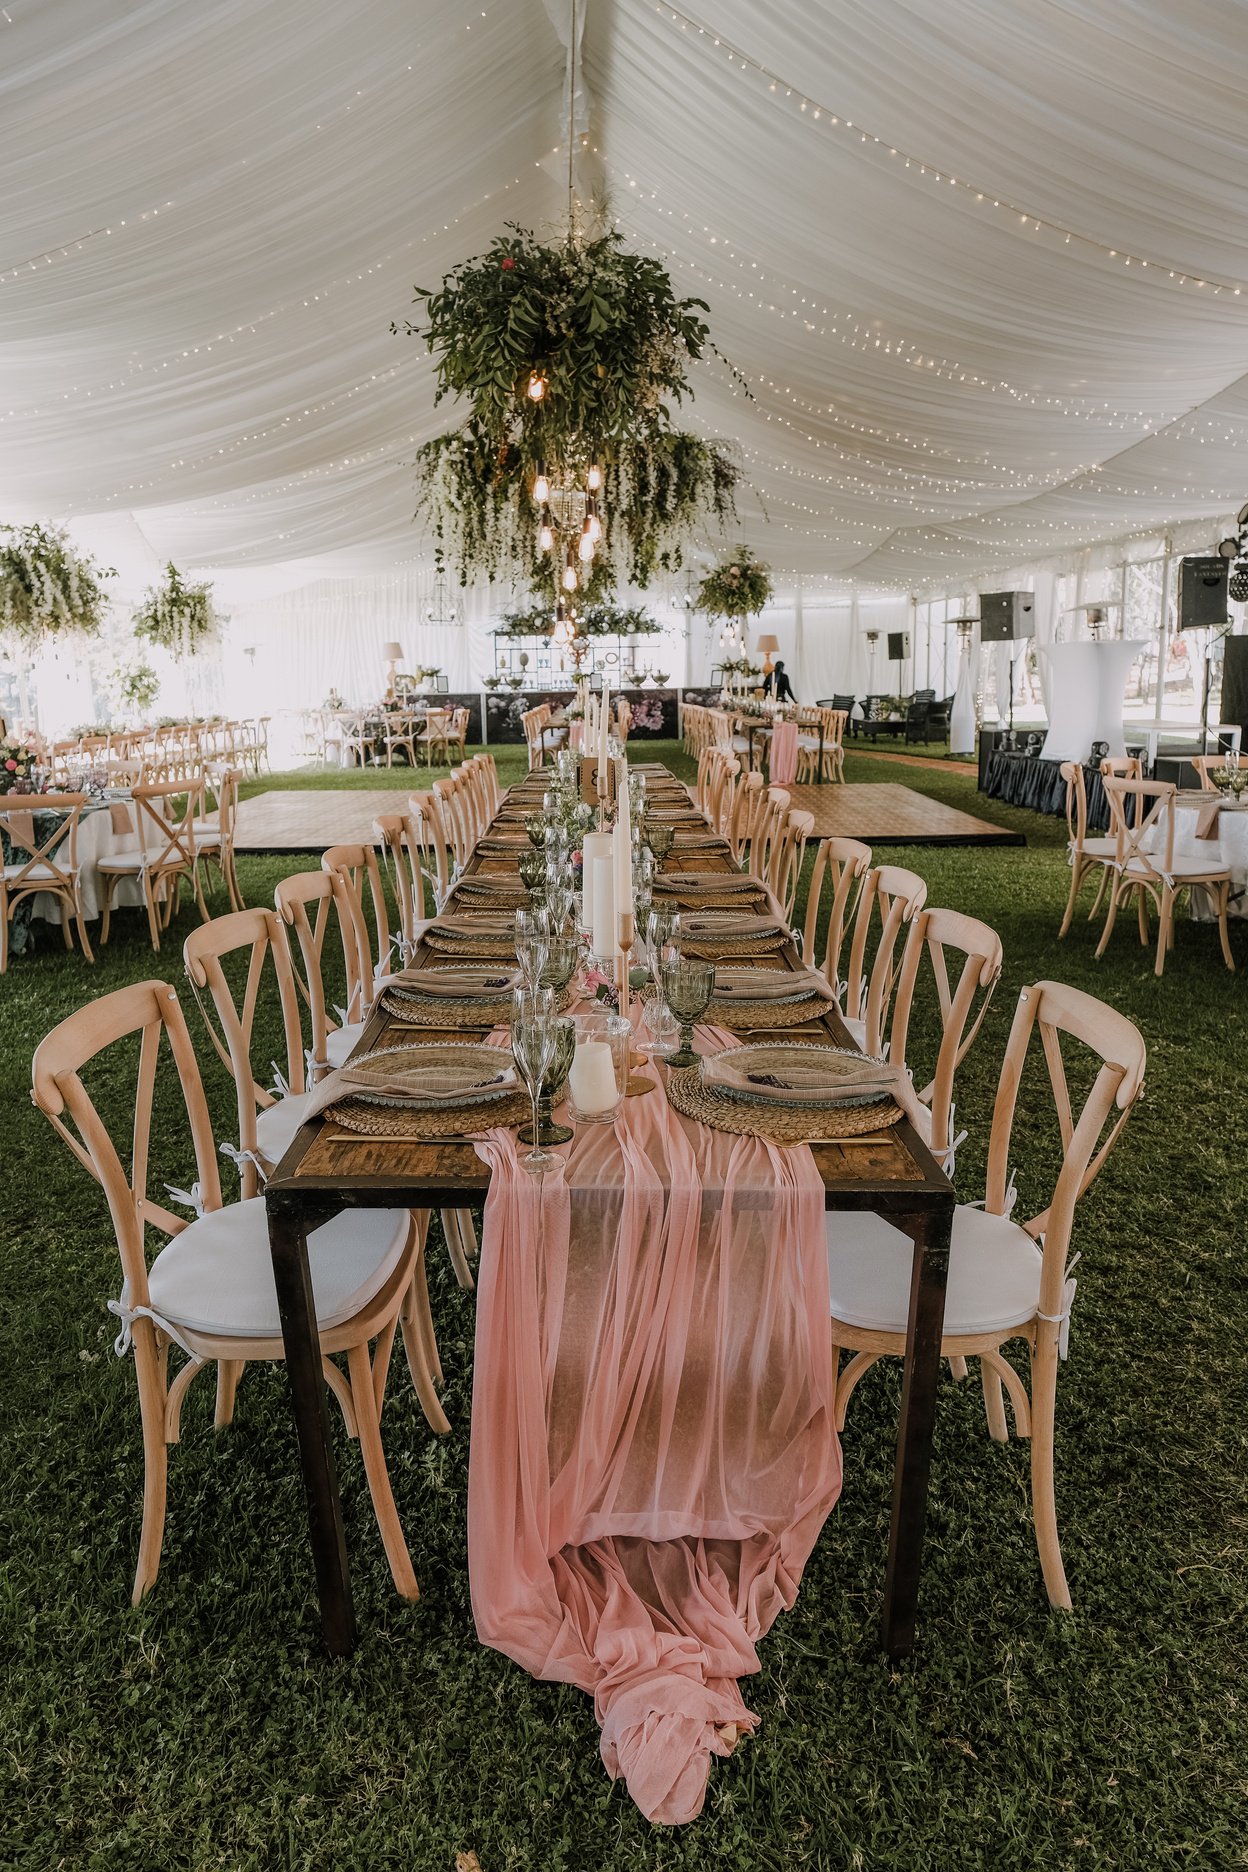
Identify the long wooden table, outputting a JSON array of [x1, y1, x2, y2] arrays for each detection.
[[265, 763, 954, 1660]]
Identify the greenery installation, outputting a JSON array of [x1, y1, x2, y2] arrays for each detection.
[[397, 226, 741, 603], [695, 545, 773, 620], [132, 561, 222, 659], [3, 745, 1244, 1867], [0, 521, 114, 646], [494, 600, 662, 639]]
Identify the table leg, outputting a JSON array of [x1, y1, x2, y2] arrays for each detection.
[[880, 1198, 953, 1658], [817, 724, 825, 784], [267, 1207, 357, 1657]]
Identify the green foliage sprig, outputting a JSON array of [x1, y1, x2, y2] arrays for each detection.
[[132, 562, 222, 660], [695, 547, 773, 621], [494, 602, 662, 640], [0, 523, 114, 646], [397, 227, 742, 601]]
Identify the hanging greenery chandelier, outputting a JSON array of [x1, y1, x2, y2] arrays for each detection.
[[398, 225, 740, 605]]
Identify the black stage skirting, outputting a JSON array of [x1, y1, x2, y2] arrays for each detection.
[[981, 749, 1109, 830]]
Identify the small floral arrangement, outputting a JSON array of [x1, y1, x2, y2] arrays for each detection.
[[133, 562, 222, 660], [325, 687, 345, 709], [695, 548, 772, 621], [0, 523, 115, 645], [0, 740, 39, 794], [583, 965, 619, 1009]]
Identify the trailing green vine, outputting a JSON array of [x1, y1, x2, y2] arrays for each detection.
[[694, 546, 773, 620], [132, 562, 222, 659], [0, 523, 114, 646], [494, 601, 662, 640]]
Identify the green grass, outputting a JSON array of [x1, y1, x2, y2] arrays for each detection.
[[1, 743, 1244, 1870]]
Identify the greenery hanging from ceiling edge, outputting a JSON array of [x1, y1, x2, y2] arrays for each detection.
[[0, 522, 115, 646], [493, 602, 662, 639], [694, 546, 774, 620], [132, 562, 223, 660], [395, 225, 744, 603]]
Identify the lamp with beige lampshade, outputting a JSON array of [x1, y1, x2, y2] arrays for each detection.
[[755, 632, 780, 677], [381, 641, 405, 701]]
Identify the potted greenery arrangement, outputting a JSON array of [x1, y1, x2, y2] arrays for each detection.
[[694, 547, 773, 621], [0, 523, 114, 646], [132, 562, 222, 659], [397, 226, 742, 602]]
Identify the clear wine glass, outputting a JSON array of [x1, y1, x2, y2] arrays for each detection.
[[511, 989, 560, 1174], [519, 1012, 575, 1147]]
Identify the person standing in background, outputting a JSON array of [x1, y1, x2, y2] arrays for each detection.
[[764, 659, 795, 704]]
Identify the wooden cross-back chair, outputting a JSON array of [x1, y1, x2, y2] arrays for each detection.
[[1057, 761, 1118, 940], [841, 863, 929, 1053], [823, 978, 1146, 1609], [407, 791, 454, 908], [30, 977, 446, 1607], [767, 807, 814, 925], [273, 869, 365, 1078], [192, 764, 244, 913], [725, 768, 763, 864], [0, 793, 93, 971], [886, 905, 1003, 1174], [383, 712, 421, 770], [1189, 754, 1229, 793], [321, 841, 396, 997], [1096, 776, 1235, 976], [801, 836, 873, 996], [98, 776, 209, 952], [743, 784, 790, 884]]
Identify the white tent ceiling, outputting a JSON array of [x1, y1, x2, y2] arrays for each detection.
[[3, 0, 1247, 600]]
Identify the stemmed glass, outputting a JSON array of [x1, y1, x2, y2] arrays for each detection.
[[518, 1012, 576, 1147], [540, 932, 580, 996], [644, 818, 675, 868], [659, 956, 716, 1069], [511, 986, 561, 1173], [514, 908, 549, 990]]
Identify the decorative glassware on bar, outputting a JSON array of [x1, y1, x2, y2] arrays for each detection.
[[658, 956, 715, 1069]]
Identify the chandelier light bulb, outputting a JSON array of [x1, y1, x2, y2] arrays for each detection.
[[587, 512, 603, 543], [562, 562, 578, 592], [586, 458, 603, 491], [538, 523, 554, 553], [527, 372, 547, 402], [578, 532, 595, 562], [533, 468, 550, 504]]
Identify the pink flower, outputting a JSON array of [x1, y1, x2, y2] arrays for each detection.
[[583, 965, 610, 993], [4, 759, 16, 771], [501, 256, 516, 271]]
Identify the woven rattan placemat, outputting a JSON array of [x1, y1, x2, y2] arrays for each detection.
[[665, 1064, 900, 1142]]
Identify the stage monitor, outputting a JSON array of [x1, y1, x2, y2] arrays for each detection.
[[886, 630, 911, 661], [979, 591, 1035, 642], [1178, 556, 1229, 629]]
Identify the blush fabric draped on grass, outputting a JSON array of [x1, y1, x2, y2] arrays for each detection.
[[468, 1060, 840, 1824]]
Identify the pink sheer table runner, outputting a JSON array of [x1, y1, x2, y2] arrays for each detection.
[[769, 718, 799, 786], [468, 1030, 840, 1824]]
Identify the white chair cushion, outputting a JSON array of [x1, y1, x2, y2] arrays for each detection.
[[255, 1090, 318, 1167], [326, 1021, 366, 1069], [1075, 837, 1116, 859], [3, 862, 71, 881], [147, 1196, 410, 1340], [824, 1204, 1043, 1339]]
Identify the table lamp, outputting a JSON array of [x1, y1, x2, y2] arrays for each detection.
[[381, 641, 405, 700], [756, 633, 780, 676]]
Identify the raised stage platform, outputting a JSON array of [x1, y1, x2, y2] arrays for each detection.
[[235, 781, 1023, 856]]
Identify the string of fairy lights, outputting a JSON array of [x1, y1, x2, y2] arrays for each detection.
[[649, 1, 1248, 298]]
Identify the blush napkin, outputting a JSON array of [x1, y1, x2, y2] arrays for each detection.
[[305, 1053, 517, 1118], [712, 967, 835, 1002], [387, 965, 521, 998]]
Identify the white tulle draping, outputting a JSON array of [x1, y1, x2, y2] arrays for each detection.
[[3, 0, 1248, 606]]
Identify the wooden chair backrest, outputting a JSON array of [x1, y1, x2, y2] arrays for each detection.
[[1059, 760, 1090, 854], [727, 769, 763, 862], [768, 808, 815, 923], [1189, 755, 1226, 793], [1102, 776, 1177, 877], [1099, 755, 1142, 782], [844, 863, 929, 1053], [888, 906, 1003, 1161], [183, 908, 306, 1197], [0, 793, 86, 895], [321, 842, 395, 998], [408, 791, 453, 901], [31, 981, 223, 1309], [707, 751, 738, 835], [131, 777, 205, 868], [985, 980, 1146, 1311], [802, 836, 873, 987], [273, 870, 360, 1071]]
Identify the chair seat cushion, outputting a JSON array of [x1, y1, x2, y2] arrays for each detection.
[[1075, 837, 1117, 859], [3, 862, 74, 882], [99, 846, 188, 871], [1122, 855, 1229, 883], [326, 1021, 366, 1069], [147, 1196, 410, 1339], [824, 1204, 1042, 1338], [255, 1090, 317, 1167]]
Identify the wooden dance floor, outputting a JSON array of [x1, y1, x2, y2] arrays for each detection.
[[236, 780, 1022, 854]]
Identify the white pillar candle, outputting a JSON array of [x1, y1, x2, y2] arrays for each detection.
[[591, 853, 615, 961], [568, 1038, 617, 1115], [582, 830, 613, 933]]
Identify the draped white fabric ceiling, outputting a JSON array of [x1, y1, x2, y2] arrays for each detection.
[[3, 0, 1247, 600]]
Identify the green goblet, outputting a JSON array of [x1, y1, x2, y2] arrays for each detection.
[[643, 818, 675, 867], [658, 956, 716, 1069], [518, 1014, 576, 1146], [524, 813, 549, 850]]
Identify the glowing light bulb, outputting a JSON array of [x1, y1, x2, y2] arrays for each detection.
[[578, 532, 595, 562], [533, 470, 550, 503], [538, 524, 554, 553], [586, 458, 603, 491], [562, 562, 578, 592], [587, 511, 602, 542], [527, 372, 547, 402]]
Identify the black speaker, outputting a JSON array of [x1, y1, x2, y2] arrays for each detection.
[[979, 590, 1035, 642], [886, 630, 910, 661], [1178, 556, 1229, 629]]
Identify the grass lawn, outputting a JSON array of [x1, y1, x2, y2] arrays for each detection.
[[1, 743, 1244, 1870]]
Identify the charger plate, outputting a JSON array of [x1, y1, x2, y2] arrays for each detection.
[[330, 1089, 532, 1138], [706, 1043, 889, 1109], [380, 981, 574, 1028], [707, 993, 825, 1030], [424, 927, 518, 957], [342, 1042, 518, 1109], [665, 1060, 901, 1143], [679, 929, 789, 958]]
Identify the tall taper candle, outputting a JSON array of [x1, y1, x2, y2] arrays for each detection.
[[613, 752, 632, 961], [597, 672, 610, 796]]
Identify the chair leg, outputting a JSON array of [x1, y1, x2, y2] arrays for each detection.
[[1216, 883, 1236, 972], [400, 1268, 450, 1435], [1136, 883, 1150, 948], [979, 1358, 1009, 1442], [213, 1358, 245, 1428], [1058, 857, 1084, 939], [74, 893, 95, 963], [1155, 886, 1174, 978], [440, 1208, 475, 1290], [99, 877, 114, 948], [131, 1325, 170, 1603], [948, 1354, 969, 1382], [1093, 879, 1124, 959], [345, 1339, 419, 1600], [142, 875, 163, 953], [1029, 1334, 1071, 1610]]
